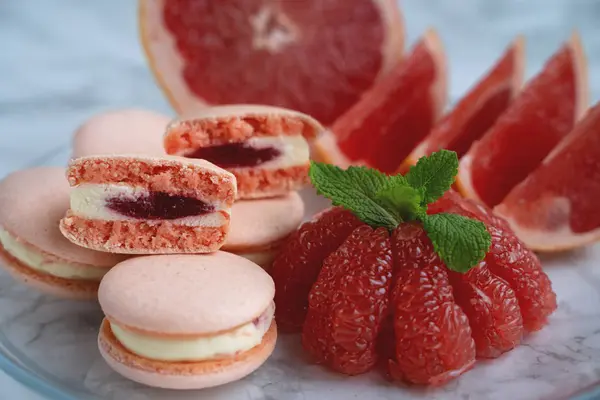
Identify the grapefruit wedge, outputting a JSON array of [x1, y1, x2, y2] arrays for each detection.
[[402, 37, 525, 172], [457, 33, 588, 207], [494, 102, 600, 252], [139, 0, 404, 125], [316, 29, 447, 173]]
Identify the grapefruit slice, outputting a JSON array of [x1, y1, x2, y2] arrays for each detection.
[[316, 29, 447, 173], [494, 102, 600, 251], [457, 33, 588, 207], [139, 0, 404, 125], [402, 37, 525, 172]]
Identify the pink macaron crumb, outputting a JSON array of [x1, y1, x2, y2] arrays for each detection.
[[61, 212, 229, 254], [233, 164, 309, 199], [165, 114, 317, 154], [68, 157, 235, 203]]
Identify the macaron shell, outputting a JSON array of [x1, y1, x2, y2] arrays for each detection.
[[0, 167, 126, 267], [98, 253, 275, 335], [172, 104, 324, 139], [71, 109, 171, 158], [223, 193, 304, 252], [0, 244, 99, 300], [98, 319, 277, 390]]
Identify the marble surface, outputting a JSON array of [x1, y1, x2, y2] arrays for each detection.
[[1, 1, 600, 399]]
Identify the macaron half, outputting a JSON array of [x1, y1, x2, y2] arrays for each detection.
[[0, 167, 127, 299], [98, 253, 276, 390], [164, 104, 325, 199], [223, 192, 305, 270], [60, 155, 237, 254], [71, 109, 171, 158]]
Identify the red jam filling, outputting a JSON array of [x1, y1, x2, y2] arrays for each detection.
[[106, 192, 214, 220], [186, 142, 281, 168]]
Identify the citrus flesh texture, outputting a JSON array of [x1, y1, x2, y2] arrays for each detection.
[[274, 191, 557, 383], [145, 0, 403, 125], [271, 207, 363, 332], [388, 222, 476, 385], [302, 226, 393, 375], [430, 191, 557, 332], [458, 34, 587, 207], [332, 30, 446, 173], [495, 102, 600, 251], [404, 37, 524, 172]]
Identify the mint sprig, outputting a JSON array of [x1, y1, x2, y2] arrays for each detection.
[[309, 150, 491, 273], [308, 164, 401, 229]]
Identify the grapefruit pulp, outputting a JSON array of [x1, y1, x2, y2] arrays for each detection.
[[495, 102, 600, 251], [402, 37, 525, 172], [139, 0, 404, 125], [315, 29, 447, 173], [457, 33, 588, 207]]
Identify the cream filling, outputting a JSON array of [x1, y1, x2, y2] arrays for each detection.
[[110, 303, 275, 362], [0, 227, 107, 280], [233, 249, 277, 268], [244, 135, 309, 170], [70, 183, 228, 226]]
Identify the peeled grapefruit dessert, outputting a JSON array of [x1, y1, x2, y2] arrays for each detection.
[[139, 0, 404, 125], [457, 33, 588, 208], [494, 102, 600, 252], [402, 37, 525, 172], [272, 150, 556, 384], [314, 29, 447, 173]]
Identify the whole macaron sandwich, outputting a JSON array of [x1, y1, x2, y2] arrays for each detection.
[[98, 253, 276, 389], [222, 192, 305, 269], [0, 167, 126, 299]]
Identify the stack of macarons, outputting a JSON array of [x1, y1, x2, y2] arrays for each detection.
[[164, 105, 322, 269], [0, 105, 324, 390]]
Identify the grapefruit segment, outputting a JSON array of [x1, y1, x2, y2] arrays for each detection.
[[324, 29, 447, 173], [139, 0, 404, 125], [457, 33, 588, 207], [403, 37, 525, 172], [494, 102, 600, 251]]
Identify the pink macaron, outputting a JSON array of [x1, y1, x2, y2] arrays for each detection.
[[0, 167, 127, 299], [60, 155, 237, 254], [97, 253, 276, 390], [223, 192, 305, 270], [71, 109, 171, 158], [164, 105, 325, 199]]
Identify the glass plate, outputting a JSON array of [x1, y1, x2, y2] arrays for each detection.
[[1, 188, 600, 400]]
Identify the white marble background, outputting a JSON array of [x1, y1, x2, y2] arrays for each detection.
[[1, 1, 600, 399]]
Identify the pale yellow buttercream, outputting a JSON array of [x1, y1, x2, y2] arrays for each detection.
[[0, 227, 108, 280], [110, 303, 274, 361]]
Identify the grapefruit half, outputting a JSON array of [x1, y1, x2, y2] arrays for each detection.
[[139, 0, 404, 125], [315, 29, 447, 173], [457, 33, 588, 208], [401, 36, 525, 173], [494, 102, 600, 252]]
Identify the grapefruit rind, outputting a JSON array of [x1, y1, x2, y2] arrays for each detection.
[[456, 33, 588, 202], [139, 0, 199, 114], [569, 31, 589, 121], [424, 28, 448, 123], [139, 0, 405, 118], [312, 131, 357, 168], [494, 201, 600, 252], [377, 0, 405, 77]]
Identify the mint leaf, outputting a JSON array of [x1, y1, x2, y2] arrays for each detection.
[[406, 149, 458, 204], [422, 213, 491, 272], [309, 162, 401, 229], [376, 185, 424, 222]]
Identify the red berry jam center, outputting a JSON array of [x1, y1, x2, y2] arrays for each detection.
[[106, 192, 214, 220], [186, 142, 281, 168]]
